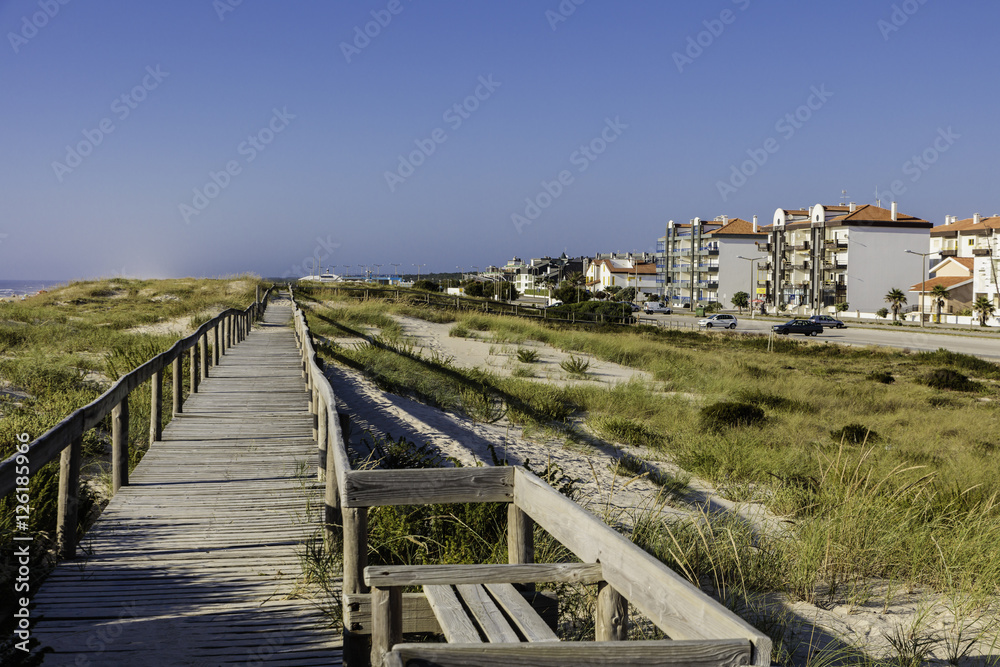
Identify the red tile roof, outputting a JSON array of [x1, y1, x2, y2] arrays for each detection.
[[908, 275, 972, 292], [704, 218, 765, 236]]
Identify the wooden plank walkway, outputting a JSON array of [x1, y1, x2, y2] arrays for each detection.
[[31, 295, 342, 666]]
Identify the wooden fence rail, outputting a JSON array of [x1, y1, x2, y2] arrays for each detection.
[[0, 287, 272, 560], [290, 289, 772, 667]]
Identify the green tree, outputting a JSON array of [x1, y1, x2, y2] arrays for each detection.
[[486, 281, 519, 301], [554, 282, 591, 304], [884, 288, 907, 322], [463, 281, 485, 298], [836, 302, 849, 313], [876, 307, 889, 320], [413, 279, 441, 293], [616, 287, 637, 303], [973, 295, 995, 327], [931, 284, 950, 323], [732, 291, 749, 314]]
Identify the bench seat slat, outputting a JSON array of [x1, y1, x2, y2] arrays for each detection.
[[455, 584, 520, 643], [423, 585, 481, 644], [484, 583, 559, 643]]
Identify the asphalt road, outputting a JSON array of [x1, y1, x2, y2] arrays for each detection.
[[646, 312, 1000, 360]]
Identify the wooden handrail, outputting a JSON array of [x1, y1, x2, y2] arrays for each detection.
[[0, 286, 273, 559]]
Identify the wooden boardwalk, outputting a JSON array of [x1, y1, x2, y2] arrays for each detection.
[[31, 296, 342, 666]]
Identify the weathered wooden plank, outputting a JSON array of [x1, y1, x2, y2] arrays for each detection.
[[596, 581, 628, 641], [111, 397, 129, 493], [365, 563, 604, 587], [344, 592, 440, 635], [455, 584, 519, 643], [343, 467, 513, 507], [56, 434, 81, 559], [387, 640, 753, 666], [371, 586, 403, 667], [513, 467, 772, 665], [423, 585, 481, 644], [483, 584, 558, 643]]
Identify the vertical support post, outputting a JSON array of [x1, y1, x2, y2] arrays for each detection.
[[324, 422, 341, 548], [213, 325, 220, 365], [596, 581, 629, 641], [57, 435, 82, 559], [342, 507, 369, 666], [150, 369, 162, 443], [112, 396, 130, 493], [199, 334, 208, 381], [371, 586, 402, 667], [172, 356, 182, 415], [508, 504, 535, 592], [190, 345, 199, 394], [317, 395, 327, 482]]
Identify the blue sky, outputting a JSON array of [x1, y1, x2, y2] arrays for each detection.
[[2, 0, 998, 280]]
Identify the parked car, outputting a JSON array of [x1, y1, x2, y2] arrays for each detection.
[[808, 314, 846, 329], [698, 314, 737, 329], [773, 319, 823, 336], [627, 302, 641, 312], [643, 302, 672, 314]]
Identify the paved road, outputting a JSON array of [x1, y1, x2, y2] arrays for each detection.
[[645, 312, 1000, 360]]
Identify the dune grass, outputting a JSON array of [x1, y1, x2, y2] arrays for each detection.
[[299, 286, 1000, 662]]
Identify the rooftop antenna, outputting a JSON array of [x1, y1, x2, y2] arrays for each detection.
[[874, 186, 880, 208], [840, 189, 848, 206]]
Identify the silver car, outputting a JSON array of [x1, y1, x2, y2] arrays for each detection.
[[698, 314, 737, 329]]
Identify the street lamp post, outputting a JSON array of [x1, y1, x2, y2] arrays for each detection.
[[390, 263, 400, 284], [373, 264, 382, 285], [905, 249, 932, 327], [737, 255, 766, 318]]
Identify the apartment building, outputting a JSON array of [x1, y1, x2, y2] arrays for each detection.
[[586, 256, 658, 295], [759, 203, 932, 313], [497, 255, 586, 295], [656, 216, 764, 307], [928, 213, 1000, 310]]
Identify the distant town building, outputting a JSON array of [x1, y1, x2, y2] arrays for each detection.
[[759, 203, 931, 313], [585, 255, 658, 295], [927, 213, 1000, 312]]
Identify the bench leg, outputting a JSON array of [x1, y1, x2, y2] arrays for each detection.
[[371, 586, 402, 666]]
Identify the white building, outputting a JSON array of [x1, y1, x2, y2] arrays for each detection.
[[586, 257, 658, 296], [929, 213, 1000, 311]]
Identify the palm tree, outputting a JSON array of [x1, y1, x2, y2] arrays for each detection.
[[973, 295, 995, 327], [930, 284, 950, 324], [884, 288, 907, 322]]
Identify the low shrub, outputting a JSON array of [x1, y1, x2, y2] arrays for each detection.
[[868, 370, 895, 384], [560, 355, 590, 376], [700, 401, 765, 431], [830, 423, 879, 444], [592, 415, 664, 448], [449, 323, 471, 338], [921, 368, 981, 392], [516, 348, 539, 363]]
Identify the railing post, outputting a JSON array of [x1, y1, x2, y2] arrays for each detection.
[[172, 356, 182, 415], [317, 394, 327, 482], [112, 396, 130, 493], [343, 507, 369, 666], [371, 586, 402, 667], [57, 435, 82, 560], [596, 581, 629, 641], [324, 416, 341, 550], [200, 333, 208, 381], [508, 504, 535, 592], [190, 345, 199, 394], [150, 369, 162, 442], [213, 324, 220, 366]]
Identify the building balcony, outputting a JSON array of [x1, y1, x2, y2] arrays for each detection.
[[791, 241, 810, 251], [756, 242, 772, 252], [972, 248, 992, 256], [939, 248, 957, 257], [824, 262, 847, 270], [824, 239, 848, 249], [791, 262, 809, 271]]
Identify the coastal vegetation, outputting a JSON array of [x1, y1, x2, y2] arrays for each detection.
[[298, 283, 1000, 663]]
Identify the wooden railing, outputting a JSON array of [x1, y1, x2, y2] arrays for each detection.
[[291, 291, 772, 667], [0, 287, 272, 560]]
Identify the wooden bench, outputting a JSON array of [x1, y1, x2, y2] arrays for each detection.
[[364, 563, 603, 664]]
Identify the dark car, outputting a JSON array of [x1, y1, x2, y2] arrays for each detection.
[[808, 314, 846, 329], [773, 319, 823, 336]]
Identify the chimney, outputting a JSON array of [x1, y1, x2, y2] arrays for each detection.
[[721, 215, 728, 224], [752, 215, 758, 232], [891, 201, 898, 221], [849, 201, 856, 212], [974, 212, 982, 225]]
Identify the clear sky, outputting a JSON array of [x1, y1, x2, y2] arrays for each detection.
[[2, 0, 998, 280]]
